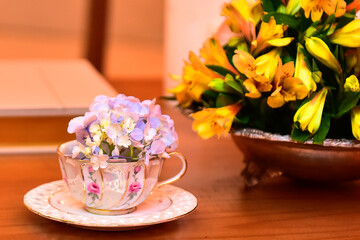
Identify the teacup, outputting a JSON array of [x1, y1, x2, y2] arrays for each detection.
[[57, 140, 187, 215]]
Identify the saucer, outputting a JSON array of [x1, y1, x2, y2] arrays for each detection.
[[24, 180, 197, 231]]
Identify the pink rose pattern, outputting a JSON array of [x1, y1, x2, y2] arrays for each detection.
[[125, 165, 142, 203], [134, 166, 141, 174], [87, 182, 100, 194], [85, 165, 144, 207], [86, 166, 100, 205], [129, 182, 142, 193]]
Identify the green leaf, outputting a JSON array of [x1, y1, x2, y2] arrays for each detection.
[[209, 78, 234, 93], [262, 0, 275, 12], [313, 113, 331, 144], [94, 194, 100, 200], [206, 65, 235, 77], [263, 13, 299, 29], [336, 92, 360, 117], [291, 126, 311, 142], [224, 74, 244, 94], [234, 115, 250, 124], [319, 14, 335, 33], [216, 93, 236, 108], [311, 59, 322, 83], [281, 55, 295, 64], [202, 90, 218, 108], [277, 4, 286, 13], [226, 80, 244, 94], [299, 11, 314, 32]]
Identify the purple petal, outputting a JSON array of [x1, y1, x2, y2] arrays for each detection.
[[68, 117, 84, 133], [83, 112, 97, 127], [75, 129, 88, 145], [130, 128, 144, 141], [150, 140, 166, 154], [149, 117, 161, 128], [92, 146, 101, 155], [135, 119, 146, 131], [110, 113, 123, 124]]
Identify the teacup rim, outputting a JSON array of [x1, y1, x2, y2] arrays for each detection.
[[57, 140, 160, 165]]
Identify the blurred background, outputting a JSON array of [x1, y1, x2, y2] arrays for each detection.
[[0, 0, 226, 148], [0, 0, 225, 99], [0, 0, 164, 98]]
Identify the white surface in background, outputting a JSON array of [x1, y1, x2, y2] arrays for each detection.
[[163, 0, 225, 93], [0, 59, 117, 116]]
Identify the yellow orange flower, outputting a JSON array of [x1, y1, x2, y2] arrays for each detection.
[[293, 88, 328, 134], [255, 48, 282, 80], [294, 44, 317, 92], [268, 60, 309, 108], [301, 0, 346, 22], [251, 17, 293, 55], [345, 48, 360, 76], [305, 37, 342, 74], [221, 0, 263, 42], [191, 104, 241, 139], [169, 51, 218, 107], [351, 106, 360, 140], [344, 75, 360, 92], [347, 0, 360, 12], [233, 49, 280, 98], [329, 19, 360, 48], [200, 38, 237, 74], [285, 0, 302, 15]]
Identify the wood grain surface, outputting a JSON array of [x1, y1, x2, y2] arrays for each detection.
[[2, 82, 360, 239]]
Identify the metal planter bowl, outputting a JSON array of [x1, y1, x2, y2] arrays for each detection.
[[231, 129, 360, 187]]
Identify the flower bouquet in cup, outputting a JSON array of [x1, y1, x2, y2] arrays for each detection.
[[58, 94, 187, 215], [67, 95, 178, 167], [169, 0, 360, 144]]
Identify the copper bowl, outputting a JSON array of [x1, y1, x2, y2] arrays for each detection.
[[232, 129, 360, 186]]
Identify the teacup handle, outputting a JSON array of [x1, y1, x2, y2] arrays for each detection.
[[157, 152, 187, 187]]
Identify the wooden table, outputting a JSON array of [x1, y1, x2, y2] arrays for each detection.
[[3, 100, 360, 239]]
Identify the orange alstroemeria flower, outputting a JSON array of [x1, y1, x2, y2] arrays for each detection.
[[267, 60, 309, 108], [169, 51, 219, 107], [191, 104, 241, 139], [200, 38, 237, 74], [233, 49, 281, 98], [301, 0, 346, 22], [251, 17, 293, 56], [221, 0, 263, 42], [347, 0, 360, 12]]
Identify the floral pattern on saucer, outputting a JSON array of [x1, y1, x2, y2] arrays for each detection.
[[24, 180, 197, 230]]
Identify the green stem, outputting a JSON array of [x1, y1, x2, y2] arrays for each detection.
[[337, 73, 345, 103], [130, 146, 134, 159]]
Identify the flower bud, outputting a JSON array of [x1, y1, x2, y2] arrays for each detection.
[[329, 19, 360, 47], [305, 37, 342, 74], [351, 106, 360, 140], [293, 88, 328, 134]]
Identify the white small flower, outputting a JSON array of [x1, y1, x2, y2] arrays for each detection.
[[144, 123, 157, 142], [123, 117, 136, 133], [89, 124, 101, 134], [90, 154, 109, 170], [116, 135, 131, 148]]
